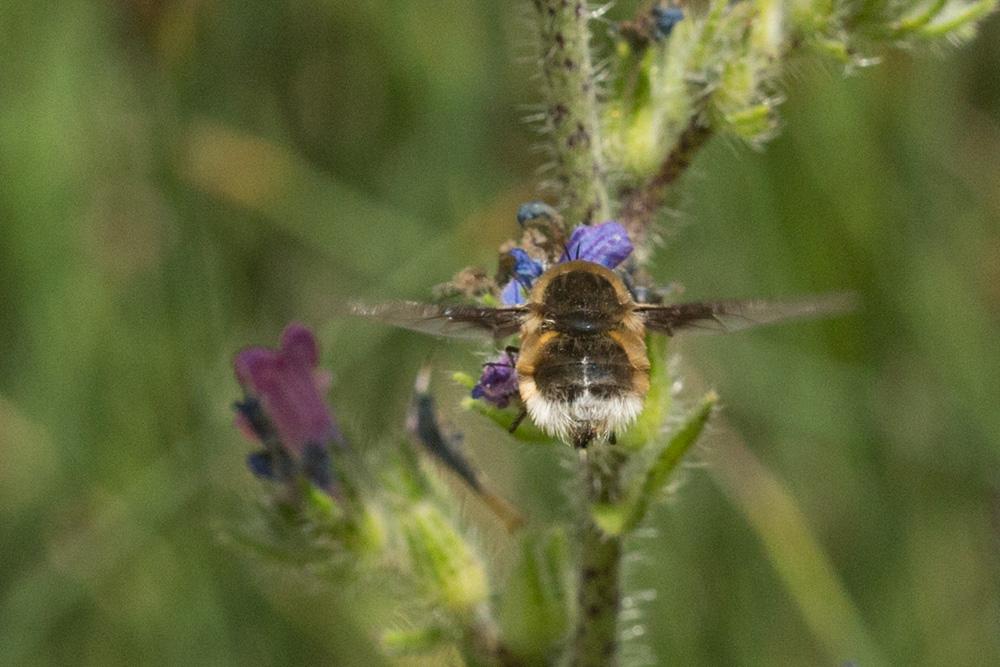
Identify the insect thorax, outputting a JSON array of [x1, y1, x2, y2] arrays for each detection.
[[537, 263, 628, 334]]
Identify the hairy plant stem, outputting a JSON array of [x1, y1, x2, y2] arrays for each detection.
[[461, 607, 520, 667], [571, 444, 626, 666], [533, 0, 611, 226], [531, 4, 637, 663], [619, 117, 713, 253]]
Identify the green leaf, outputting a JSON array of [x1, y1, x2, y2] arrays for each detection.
[[603, 392, 717, 536], [345, 505, 388, 557], [723, 104, 777, 141], [918, 0, 997, 39], [381, 624, 452, 656], [460, 397, 554, 444], [498, 528, 572, 662], [400, 502, 489, 614], [892, 0, 948, 35], [620, 336, 671, 450], [451, 371, 477, 389], [304, 484, 339, 520], [591, 502, 630, 536]]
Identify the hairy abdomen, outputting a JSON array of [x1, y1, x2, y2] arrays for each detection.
[[517, 331, 648, 446]]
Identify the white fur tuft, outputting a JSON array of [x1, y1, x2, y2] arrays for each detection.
[[523, 388, 644, 443]]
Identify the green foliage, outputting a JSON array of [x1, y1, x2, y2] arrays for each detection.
[[606, 0, 999, 180], [381, 624, 452, 657], [2, 0, 999, 665], [453, 371, 553, 443], [498, 529, 572, 663], [594, 391, 717, 537], [399, 502, 489, 615]]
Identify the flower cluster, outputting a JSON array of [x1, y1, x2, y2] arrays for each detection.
[[475, 220, 635, 408], [471, 349, 519, 408], [499, 220, 634, 306], [233, 323, 343, 496]]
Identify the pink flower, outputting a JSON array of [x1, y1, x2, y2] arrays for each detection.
[[233, 323, 341, 492]]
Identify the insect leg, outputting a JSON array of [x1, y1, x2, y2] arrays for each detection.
[[508, 407, 528, 434], [573, 428, 595, 449]]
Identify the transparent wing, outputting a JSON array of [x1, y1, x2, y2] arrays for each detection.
[[349, 300, 527, 340], [636, 293, 856, 336]]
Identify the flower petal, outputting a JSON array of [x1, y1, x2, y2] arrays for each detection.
[[234, 324, 341, 456], [301, 443, 335, 491], [501, 279, 527, 305], [561, 221, 633, 269], [280, 323, 319, 367], [516, 201, 560, 226], [509, 248, 544, 286], [247, 450, 275, 479], [500, 248, 544, 305], [471, 351, 519, 408]]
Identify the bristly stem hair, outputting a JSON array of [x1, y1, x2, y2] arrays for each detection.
[[532, 2, 627, 663], [572, 444, 626, 666], [532, 0, 611, 226]]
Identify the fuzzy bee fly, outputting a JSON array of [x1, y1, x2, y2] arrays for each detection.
[[352, 256, 851, 449]]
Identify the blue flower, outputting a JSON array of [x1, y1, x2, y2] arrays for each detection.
[[652, 7, 684, 39], [500, 248, 544, 305], [501, 279, 527, 305], [499, 222, 634, 307], [471, 350, 519, 408], [560, 221, 634, 269], [516, 201, 560, 226]]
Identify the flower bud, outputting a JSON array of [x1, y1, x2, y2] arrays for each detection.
[[401, 503, 488, 614]]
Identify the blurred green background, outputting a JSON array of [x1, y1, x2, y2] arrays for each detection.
[[2, 1, 998, 665]]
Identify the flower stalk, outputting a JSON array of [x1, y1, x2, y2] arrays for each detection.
[[572, 444, 626, 666]]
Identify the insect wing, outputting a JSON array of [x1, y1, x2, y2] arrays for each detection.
[[636, 293, 855, 336], [349, 301, 527, 340]]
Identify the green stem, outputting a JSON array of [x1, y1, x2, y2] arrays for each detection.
[[619, 117, 713, 251], [571, 444, 625, 666], [461, 607, 521, 667], [533, 0, 611, 226]]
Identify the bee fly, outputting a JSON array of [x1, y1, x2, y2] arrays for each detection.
[[352, 260, 851, 449]]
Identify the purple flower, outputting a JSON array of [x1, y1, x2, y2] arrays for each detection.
[[233, 323, 342, 492], [561, 221, 633, 269], [499, 222, 634, 307], [471, 350, 519, 408]]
